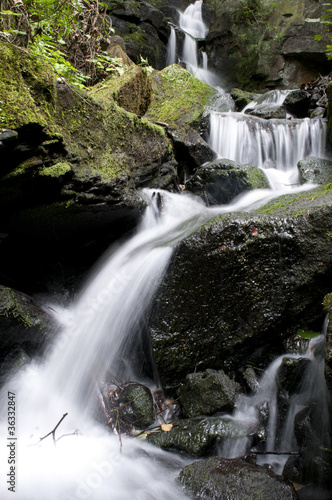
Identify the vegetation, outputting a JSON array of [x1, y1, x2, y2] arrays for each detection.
[[0, 0, 124, 87]]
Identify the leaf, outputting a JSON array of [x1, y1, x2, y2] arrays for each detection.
[[161, 423, 173, 432], [297, 329, 320, 339], [314, 34, 322, 41]]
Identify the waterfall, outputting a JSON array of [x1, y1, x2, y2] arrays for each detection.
[[166, 26, 177, 66], [220, 324, 331, 475], [243, 89, 291, 113], [208, 112, 327, 189]]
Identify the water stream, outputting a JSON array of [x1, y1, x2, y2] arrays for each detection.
[[0, 1, 331, 499]]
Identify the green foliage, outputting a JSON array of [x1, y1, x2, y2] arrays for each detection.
[[0, 0, 123, 87], [297, 329, 320, 339]]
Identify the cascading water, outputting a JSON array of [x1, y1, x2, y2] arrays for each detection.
[[220, 322, 331, 476], [208, 111, 327, 189], [1, 187, 292, 500], [166, 26, 177, 66]]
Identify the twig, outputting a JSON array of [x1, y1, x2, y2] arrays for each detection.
[[252, 450, 300, 456], [40, 413, 68, 443]]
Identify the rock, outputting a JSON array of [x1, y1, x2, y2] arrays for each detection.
[[277, 357, 311, 395], [185, 159, 269, 205], [116, 382, 155, 429], [230, 88, 260, 112], [147, 416, 264, 457], [246, 105, 287, 119], [149, 186, 332, 387], [310, 106, 325, 119], [298, 157, 332, 185], [178, 369, 241, 418], [146, 64, 216, 131], [167, 126, 216, 172], [241, 366, 260, 393], [178, 456, 298, 499], [323, 292, 332, 391], [283, 90, 310, 118], [0, 285, 52, 373]]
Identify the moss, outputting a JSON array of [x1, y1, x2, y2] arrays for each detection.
[[245, 166, 269, 189], [38, 162, 72, 178], [145, 64, 215, 126], [0, 41, 56, 129], [255, 184, 332, 216], [323, 293, 332, 313], [0, 286, 35, 328]]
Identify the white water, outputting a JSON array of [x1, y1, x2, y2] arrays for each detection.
[[243, 89, 291, 113], [166, 26, 177, 66], [209, 111, 327, 189], [220, 324, 331, 474], [1, 187, 296, 500]]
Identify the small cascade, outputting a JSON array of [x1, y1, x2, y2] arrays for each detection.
[[167, 0, 219, 86], [209, 111, 327, 189], [243, 89, 291, 113], [220, 324, 331, 477], [166, 25, 177, 66]]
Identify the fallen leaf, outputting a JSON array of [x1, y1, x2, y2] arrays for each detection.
[[251, 227, 258, 236], [161, 423, 173, 432]]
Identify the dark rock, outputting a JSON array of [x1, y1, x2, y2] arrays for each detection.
[[179, 456, 298, 499], [283, 90, 310, 118], [298, 157, 332, 185], [149, 187, 332, 387], [241, 366, 260, 393], [0, 285, 53, 375], [178, 369, 241, 418], [246, 105, 287, 119], [147, 416, 264, 457], [277, 357, 311, 395], [116, 382, 155, 429], [168, 126, 216, 171], [185, 159, 269, 205], [230, 89, 260, 112], [323, 292, 332, 391], [310, 107, 326, 119]]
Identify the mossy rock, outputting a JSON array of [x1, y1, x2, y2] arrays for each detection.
[[178, 369, 241, 418], [145, 64, 216, 128], [298, 157, 332, 185], [185, 159, 269, 205], [230, 88, 260, 111], [179, 456, 298, 499], [0, 285, 52, 373], [245, 105, 287, 120], [147, 416, 263, 456]]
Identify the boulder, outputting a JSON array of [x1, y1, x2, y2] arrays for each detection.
[[116, 382, 155, 429], [178, 369, 241, 418], [230, 88, 260, 112], [277, 357, 311, 395], [179, 456, 298, 499], [149, 185, 332, 387], [245, 105, 287, 120], [0, 285, 53, 375], [167, 126, 216, 172], [147, 416, 264, 457], [323, 292, 332, 391], [185, 159, 269, 205], [298, 157, 332, 185], [283, 90, 310, 118]]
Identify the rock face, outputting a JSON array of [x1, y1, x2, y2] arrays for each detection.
[[179, 456, 298, 499], [149, 186, 332, 387], [298, 157, 332, 184], [204, 0, 332, 90]]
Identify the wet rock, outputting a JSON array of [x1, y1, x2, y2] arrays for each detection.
[[168, 126, 216, 172], [283, 90, 310, 118], [150, 186, 332, 387], [323, 292, 332, 390], [185, 159, 269, 205], [277, 357, 311, 395], [0, 285, 53, 376], [116, 382, 155, 430], [246, 105, 287, 120], [230, 88, 259, 112], [178, 456, 298, 499], [298, 156, 332, 185], [147, 416, 264, 457], [310, 106, 326, 119], [241, 366, 260, 393], [178, 369, 241, 418]]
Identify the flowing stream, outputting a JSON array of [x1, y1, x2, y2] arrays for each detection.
[[0, 1, 331, 499]]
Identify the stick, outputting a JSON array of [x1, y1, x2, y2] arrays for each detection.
[[40, 413, 68, 442]]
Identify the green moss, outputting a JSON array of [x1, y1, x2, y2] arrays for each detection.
[[146, 64, 215, 126], [323, 293, 332, 313], [0, 41, 56, 129], [38, 162, 72, 178], [0, 286, 35, 328], [245, 166, 269, 189]]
